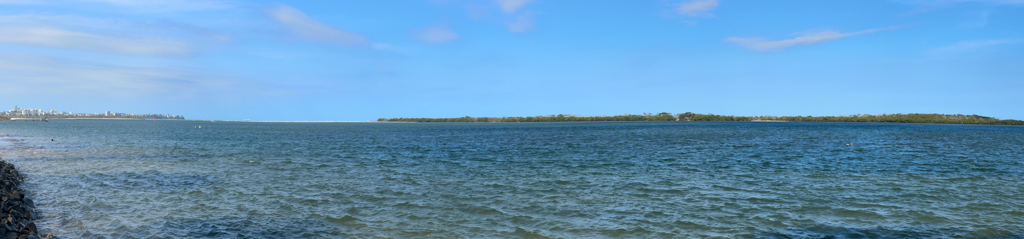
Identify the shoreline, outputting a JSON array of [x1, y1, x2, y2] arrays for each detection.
[[39, 118, 180, 120]]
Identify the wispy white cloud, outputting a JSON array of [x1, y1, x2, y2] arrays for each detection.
[[0, 14, 234, 56], [0, 0, 42, 4], [725, 27, 900, 52], [0, 0, 236, 11], [676, 0, 719, 17], [0, 54, 238, 97], [415, 26, 459, 43], [497, 0, 532, 13], [962, 11, 990, 28], [929, 38, 1023, 54], [0, 14, 115, 29], [79, 0, 235, 11], [0, 26, 193, 56], [466, 3, 490, 19], [265, 4, 368, 46], [371, 43, 401, 53], [155, 19, 232, 43], [507, 16, 534, 33], [493, 0, 536, 32]]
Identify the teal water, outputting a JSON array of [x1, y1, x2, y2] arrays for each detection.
[[0, 120, 1023, 238]]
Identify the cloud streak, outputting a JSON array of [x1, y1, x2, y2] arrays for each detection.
[[266, 4, 368, 46], [79, 0, 235, 11], [0, 54, 236, 97], [677, 0, 719, 17], [507, 16, 534, 33], [493, 0, 535, 32], [0, 0, 235, 11], [0, 26, 193, 56], [0, 0, 41, 4], [725, 26, 900, 51], [497, 0, 531, 13], [0, 14, 238, 57], [415, 26, 459, 43]]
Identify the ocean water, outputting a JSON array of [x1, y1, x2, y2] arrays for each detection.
[[0, 120, 1022, 238]]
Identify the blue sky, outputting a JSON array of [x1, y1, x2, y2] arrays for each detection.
[[0, 0, 1021, 121]]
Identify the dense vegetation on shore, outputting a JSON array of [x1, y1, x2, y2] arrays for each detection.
[[379, 113, 1024, 125]]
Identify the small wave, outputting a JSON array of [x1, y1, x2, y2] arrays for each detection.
[[762, 225, 1023, 239]]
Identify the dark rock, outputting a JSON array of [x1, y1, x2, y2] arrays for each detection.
[[0, 161, 41, 238]]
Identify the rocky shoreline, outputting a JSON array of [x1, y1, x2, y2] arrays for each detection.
[[0, 160, 46, 239]]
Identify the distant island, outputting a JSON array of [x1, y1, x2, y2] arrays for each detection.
[[378, 113, 1024, 125], [0, 105, 184, 120]]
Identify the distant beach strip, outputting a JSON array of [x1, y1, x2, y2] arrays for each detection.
[[378, 113, 1024, 125]]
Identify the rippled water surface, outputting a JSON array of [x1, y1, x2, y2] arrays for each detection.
[[1, 120, 1023, 238]]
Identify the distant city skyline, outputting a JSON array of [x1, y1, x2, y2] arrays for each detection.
[[0, 1, 1021, 121], [1, 105, 183, 119]]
